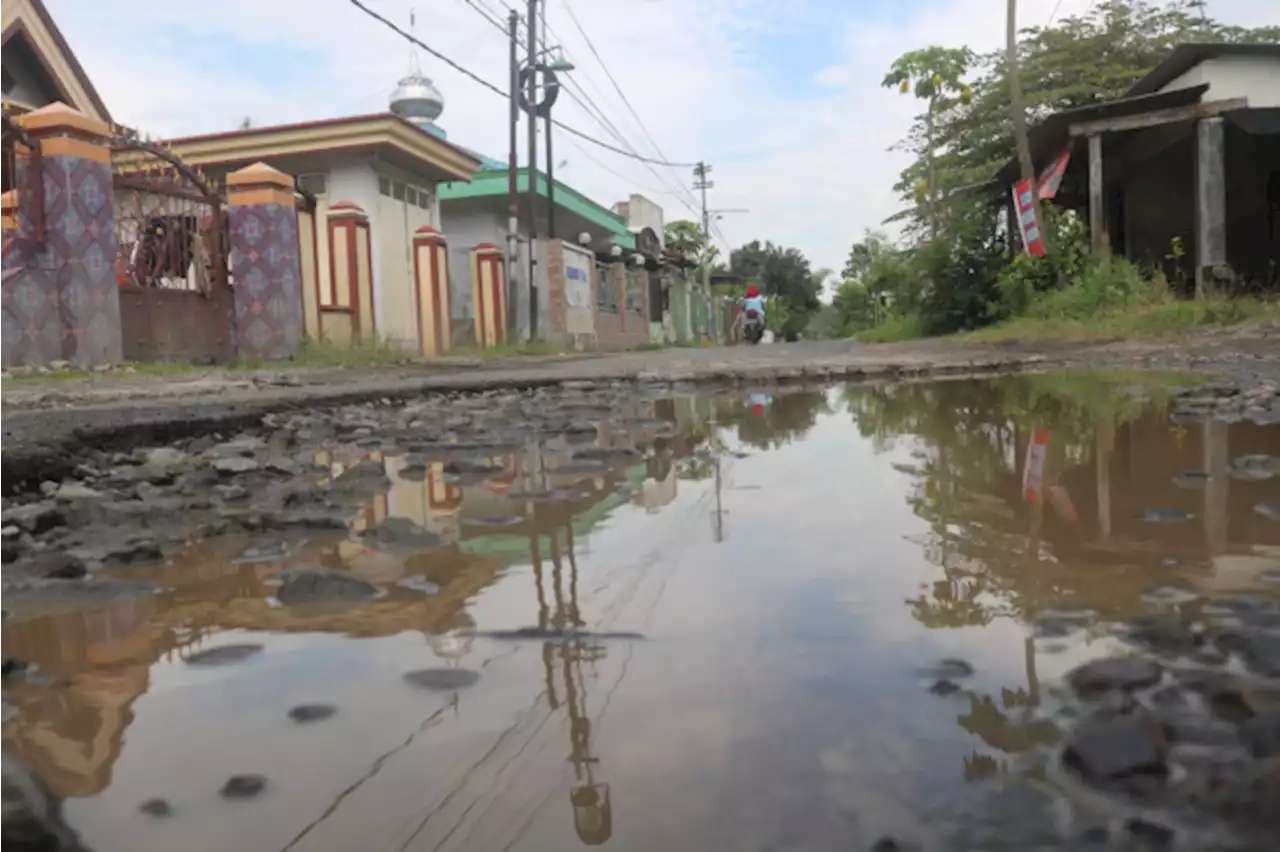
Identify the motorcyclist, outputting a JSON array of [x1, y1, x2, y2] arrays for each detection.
[[735, 285, 766, 339]]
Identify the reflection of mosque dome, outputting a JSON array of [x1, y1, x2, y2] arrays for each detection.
[[429, 627, 473, 661], [390, 71, 445, 127]]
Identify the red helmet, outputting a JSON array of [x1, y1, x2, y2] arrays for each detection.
[[746, 285, 760, 298]]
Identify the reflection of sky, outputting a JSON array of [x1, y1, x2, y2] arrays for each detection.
[[32, 384, 1275, 852]]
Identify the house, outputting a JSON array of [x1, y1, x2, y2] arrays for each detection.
[[2, 0, 110, 194], [113, 62, 483, 355], [438, 166, 646, 348], [996, 43, 1280, 293]]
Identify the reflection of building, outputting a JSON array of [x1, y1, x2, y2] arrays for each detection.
[[1, 597, 152, 798]]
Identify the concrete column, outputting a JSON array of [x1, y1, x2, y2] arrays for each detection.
[[1088, 133, 1105, 255], [1, 189, 17, 231], [324, 201, 375, 344], [226, 162, 304, 359], [470, 242, 507, 347], [3, 102, 122, 367], [1195, 116, 1226, 298], [1096, 421, 1114, 540], [1203, 418, 1229, 556], [411, 225, 452, 356]]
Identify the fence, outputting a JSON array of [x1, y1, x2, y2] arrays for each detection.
[[111, 135, 234, 362]]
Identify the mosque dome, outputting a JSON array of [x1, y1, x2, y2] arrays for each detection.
[[390, 71, 444, 127]]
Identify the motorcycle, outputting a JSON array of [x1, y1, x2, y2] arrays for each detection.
[[743, 308, 765, 344]]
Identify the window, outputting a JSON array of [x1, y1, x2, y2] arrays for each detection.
[[417, 189, 432, 210], [297, 173, 327, 196], [392, 182, 405, 201], [378, 176, 392, 196], [405, 187, 418, 206]]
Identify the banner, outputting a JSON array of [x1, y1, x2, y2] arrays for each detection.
[[1012, 178, 1047, 257], [1023, 428, 1051, 505], [1037, 146, 1072, 201]]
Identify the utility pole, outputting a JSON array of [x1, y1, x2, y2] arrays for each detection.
[[1006, 0, 1049, 252], [693, 161, 714, 339], [506, 9, 520, 342], [525, 0, 540, 339]]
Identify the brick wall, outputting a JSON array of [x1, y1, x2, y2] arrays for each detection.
[[545, 238, 567, 342]]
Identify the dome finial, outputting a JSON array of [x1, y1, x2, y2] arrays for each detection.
[[390, 7, 445, 129]]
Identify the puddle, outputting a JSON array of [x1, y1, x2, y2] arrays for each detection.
[[3, 373, 1280, 851]]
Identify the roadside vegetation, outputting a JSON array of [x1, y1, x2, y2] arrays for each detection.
[[826, 1, 1279, 344]]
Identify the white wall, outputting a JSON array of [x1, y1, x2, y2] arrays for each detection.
[[1159, 55, 1280, 108], [439, 201, 505, 323], [613, 194, 665, 246]]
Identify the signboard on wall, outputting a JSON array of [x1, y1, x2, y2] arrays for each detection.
[[562, 242, 595, 335]]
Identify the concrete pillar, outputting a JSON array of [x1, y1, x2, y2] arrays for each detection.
[[471, 242, 507, 347], [1088, 133, 1105, 255], [1203, 418, 1229, 556], [412, 225, 452, 356], [3, 102, 122, 367], [1, 190, 17, 231], [226, 162, 303, 359], [1195, 116, 1226, 298], [324, 201, 375, 344]]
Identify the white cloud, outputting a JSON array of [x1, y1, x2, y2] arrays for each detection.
[[44, 0, 1280, 273]]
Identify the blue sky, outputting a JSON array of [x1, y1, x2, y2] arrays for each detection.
[[44, 0, 1280, 274]]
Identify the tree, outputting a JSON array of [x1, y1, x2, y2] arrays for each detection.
[[882, 46, 975, 240], [664, 220, 705, 265], [728, 240, 821, 340]]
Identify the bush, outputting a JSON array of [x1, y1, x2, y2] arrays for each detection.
[[990, 209, 1090, 321], [1024, 256, 1169, 321]]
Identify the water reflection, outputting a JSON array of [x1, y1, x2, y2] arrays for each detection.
[[846, 372, 1280, 782], [2, 375, 1277, 851]]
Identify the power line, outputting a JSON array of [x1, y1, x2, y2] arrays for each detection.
[[347, 0, 696, 167], [444, 0, 703, 218], [558, 0, 700, 211]]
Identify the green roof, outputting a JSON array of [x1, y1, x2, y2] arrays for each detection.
[[439, 167, 636, 250]]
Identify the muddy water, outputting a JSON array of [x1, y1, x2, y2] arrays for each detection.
[[4, 374, 1280, 852]]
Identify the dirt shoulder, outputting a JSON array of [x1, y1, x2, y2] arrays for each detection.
[[4, 326, 1277, 491]]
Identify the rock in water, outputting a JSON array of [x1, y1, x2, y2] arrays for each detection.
[[138, 798, 173, 818], [2, 754, 88, 850], [1067, 657, 1163, 698], [359, 517, 443, 550], [403, 668, 481, 691], [287, 704, 337, 724], [1140, 507, 1193, 523], [276, 569, 379, 605], [185, 644, 264, 667], [219, 774, 267, 799], [1063, 714, 1168, 782]]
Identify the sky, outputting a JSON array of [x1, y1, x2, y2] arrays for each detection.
[[45, 0, 1280, 276]]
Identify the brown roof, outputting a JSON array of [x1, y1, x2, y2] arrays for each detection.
[[1, 0, 111, 121]]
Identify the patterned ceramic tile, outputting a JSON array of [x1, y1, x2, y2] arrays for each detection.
[[229, 202, 303, 359]]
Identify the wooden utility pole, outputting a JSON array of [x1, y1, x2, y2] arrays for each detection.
[[1005, 0, 1049, 252], [526, 0, 539, 338]]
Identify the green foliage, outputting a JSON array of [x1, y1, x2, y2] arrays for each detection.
[[664, 220, 706, 265], [990, 210, 1090, 320], [729, 240, 821, 341], [848, 1, 1280, 342]]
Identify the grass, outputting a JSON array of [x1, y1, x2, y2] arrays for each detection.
[[966, 294, 1280, 343], [854, 313, 926, 343]]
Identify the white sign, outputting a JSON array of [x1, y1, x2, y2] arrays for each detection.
[[562, 242, 595, 335]]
